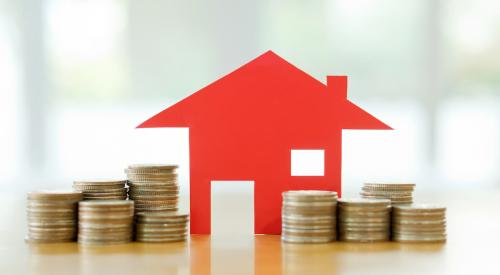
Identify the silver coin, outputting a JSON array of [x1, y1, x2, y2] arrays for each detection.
[[281, 235, 335, 243]]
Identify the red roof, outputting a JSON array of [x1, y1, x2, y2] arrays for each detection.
[[138, 51, 391, 131]]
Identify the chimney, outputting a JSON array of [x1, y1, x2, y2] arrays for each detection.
[[327, 76, 347, 99]]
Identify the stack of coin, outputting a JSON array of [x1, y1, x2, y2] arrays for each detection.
[[73, 179, 127, 200], [135, 212, 189, 242], [78, 200, 134, 245], [361, 183, 416, 205], [281, 190, 338, 243], [338, 198, 391, 242], [126, 164, 179, 213], [392, 204, 446, 243], [26, 191, 83, 243]]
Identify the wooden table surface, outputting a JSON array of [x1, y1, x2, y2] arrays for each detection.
[[1, 187, 499, 275]]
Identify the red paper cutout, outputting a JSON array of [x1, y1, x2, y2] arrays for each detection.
[[138, 51, 392, 235]]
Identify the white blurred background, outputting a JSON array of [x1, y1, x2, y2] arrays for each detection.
[[0, 0, 499, 201]]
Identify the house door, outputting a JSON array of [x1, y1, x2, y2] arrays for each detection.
[[210, 181, 255, 275], [211, 180, 255, 237]]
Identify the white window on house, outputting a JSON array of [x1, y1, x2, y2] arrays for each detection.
[[291, 149, 325, 176]]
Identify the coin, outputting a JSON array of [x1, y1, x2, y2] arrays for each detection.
[[25, 190, 82, 243], [339, 232, 390, 242], [283, 190, 337, 200], [393, 204, 446, 213], [135, 212, 189, 243], [136, 236, 187, 243], [391, 204, 447, 243], [27, 191, 83, 201], [74, 179, 127, 185], [338, 197, 391, 242], [339, 198, 391, 206], [281, 190, 338, 244], [126, 164, 180, 213], [363, 183, 415, 188], [361, 183, 416, 205], [281, 235, 335, 244], [73, 180, 127, 201], [128, 163, 178, 170], [77, 200, 134, 245]]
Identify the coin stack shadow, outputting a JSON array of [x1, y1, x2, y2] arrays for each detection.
[[135, 212, 189, 242], [126, 164, 179, 213], [281, 190, 338, 243], [361, 183, 416, 205], [392, 204, 447, 243], [73, 180, 128, 200], [26, 191, 83, 243], [78, 200, 134, 245], [338, 198, 391, 242]]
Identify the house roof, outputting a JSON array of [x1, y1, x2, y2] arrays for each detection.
[[138, 51, 392, 131]]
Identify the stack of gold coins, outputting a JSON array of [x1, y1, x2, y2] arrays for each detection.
[[361, 183, 415, 205], [26, 191, 82, 243], [135, 212, 189, 242], [338, 198, 391, 242], [73, 179, 127, 200], [281, 190, 338, 243], [126, 164, 179, 213], [392, 204, 447, 243], [78, 200, 134, 245]]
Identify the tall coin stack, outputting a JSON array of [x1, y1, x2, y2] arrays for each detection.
[[126, 164, 179, 213], [73, 180, 127, 200], [338, 198, 391, 242], [392, 204, 447, 243], [26, 191, 83, 243], [78, 200, 134, 245], [135, 212, 189, 242], [281, 190, 338, 243], [361, 183, 415, 205]]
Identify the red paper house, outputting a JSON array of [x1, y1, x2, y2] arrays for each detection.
[[138, 51, 391, 235]]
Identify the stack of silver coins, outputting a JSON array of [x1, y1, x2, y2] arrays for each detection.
[[26, 191, 83, 243], [78, 200, 134, 245], [361, 183, 415, 205], [281, 190, 338, 243], [135, 212, 189, 242], [338, 198, 391, 242], [126, 164, 179, 213], [392, 204, 447, 243], [73, 179, 127, 200]]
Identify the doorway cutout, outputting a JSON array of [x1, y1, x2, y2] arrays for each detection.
[[211, 181, 255, 237]]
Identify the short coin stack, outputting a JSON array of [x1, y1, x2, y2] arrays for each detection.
[[135, 212, 189, 242], [26, 191, 83, 243], [73, 179, 127, 200], [126, 164, 179, 213], [78, 200, 134, 245], [338, 198, 391, 242], [361, 183, 416, 205], [392, 204, 447, 243], [281, 190, 338, 243]]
